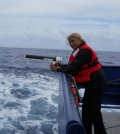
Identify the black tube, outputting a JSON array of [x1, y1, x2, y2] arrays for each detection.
[[26, 54, 56, 61]]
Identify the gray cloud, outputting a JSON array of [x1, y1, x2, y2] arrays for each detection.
[[0, 0, 120, 51], [1, 31, 120, 52]]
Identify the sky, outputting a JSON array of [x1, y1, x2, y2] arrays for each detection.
[[0, 0, 120, 51]]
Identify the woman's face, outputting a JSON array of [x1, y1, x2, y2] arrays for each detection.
[[68, 36, 82, 50]]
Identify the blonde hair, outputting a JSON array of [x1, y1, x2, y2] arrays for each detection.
[[67, 33, 84, 45], [67, 33, 84, 40]]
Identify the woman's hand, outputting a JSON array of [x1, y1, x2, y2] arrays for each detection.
[[50, 62, 57, 72], [54, 63, 62, 67]]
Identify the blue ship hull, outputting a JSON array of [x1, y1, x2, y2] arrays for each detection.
[[59, 65, 120, 134], [102, 65, 120, 107]]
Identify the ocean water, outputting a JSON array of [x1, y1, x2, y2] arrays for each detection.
[[0, 47, 120, 134]]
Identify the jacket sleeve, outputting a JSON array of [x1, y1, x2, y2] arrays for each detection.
[[57, 49, 92, 75]]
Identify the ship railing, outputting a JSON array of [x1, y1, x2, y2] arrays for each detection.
[[59, 72, 85, 134]]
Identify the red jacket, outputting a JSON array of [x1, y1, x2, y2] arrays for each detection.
[[69, 44, 102, 83]]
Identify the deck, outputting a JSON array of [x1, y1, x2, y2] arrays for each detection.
[[92, 112, 120, 134]]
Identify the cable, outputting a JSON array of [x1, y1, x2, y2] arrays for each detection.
[[107, 78, 120, 83], [106, 124, 120, 129]]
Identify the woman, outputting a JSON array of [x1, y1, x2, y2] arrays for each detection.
[[50, 33, 107, 134]]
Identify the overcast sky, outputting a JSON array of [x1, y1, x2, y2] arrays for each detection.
[[0, 0, 120, 51]]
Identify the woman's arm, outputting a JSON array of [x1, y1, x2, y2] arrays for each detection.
[[57, 49, 92, 75]]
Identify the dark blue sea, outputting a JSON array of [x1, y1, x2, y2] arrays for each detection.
[[0, 47, 120, 134]]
